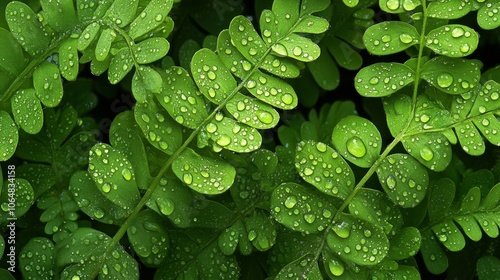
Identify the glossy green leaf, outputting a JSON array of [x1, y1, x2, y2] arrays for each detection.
[[191, 48, 235, 104], [0, 111, 18, 161], [88, 143, 140, 210], [217, 29, 300, 80], [40, 0, 78, 32], [402, 132, 452, 172], [379, 0, 422, 13], [59, 38, 79, 81], [383, 93, 413, 136], [425, 24, 478, 57], [307, 48, 340, 90], [11, 89, 43, 134], [129, 0, 174, 39], [19, 237, 55, 279], [77, 22, 100, 51], [372, 265, 421, 280], [327, 213, 389, 266], [33, 62, 63, 107], [218, 221, 244, 255], [172, 148, 235, 194], [355, 63, 415, 97], [69, 171, 128, 224], [275, 254, 322, 280], [454, 215, 482, 241], [157, 66, 208, 129], [6, 1, 50, 56], [76, 0, 99, 22], [420, 230, 448, 274], [431, 221, 466, 251], [0, 28, 25, 76], [201, 112, 262, 153], [349, 188, 403, 237], [477, 256, 500, 280], [326, 36, 363, 71], [481, 183, 500, 210], [230, 16, 269, 64], [105, 0, 138, 27], [273, 33, 321, 62], [134, 37, 170, 64], [376, 153, 429, 208], [128, 209, 170, 266], [427, 178, 455, 222], [478, 1, 500, 30], [421, 56, 481, 94], [427, 0, 471, 19], [332, 115, 381, 168], [295, 140, 355, 199], [0, 178, 34, 223], [292, 14, 329, 34], [244, 210, 277, 251], [300, 0, 331, 15], [95, 28, 116, 62], [56, 228, 139, 279], [226, 93, 280, 129], [388, 227, 421, 260], [134, 99, 182, 155], [363, 21, 419, 55], [271, 182, 337, 234]]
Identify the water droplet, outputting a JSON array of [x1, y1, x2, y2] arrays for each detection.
[[206, 123, 217, 133], [346, 136, 367, 158], [386, 176, 396, 189], [381, 35, 391, 43], [281, 94, 293, 105], [420, 146, 434, 161], [257, 110, 273, 124], [141, 114, 150, 123], [333, 222, 351, 238], [121, 169, 132, 181], [102, 183, 111, 193], [272, 43, 288, 56], [369, 77, 379, 84], [437, 73, 453, 88], [399, 33, 413, 44], [248, 230, 257, 241], [386, 0, 400, 10], [217, 135, 231, 147], [183, 173, 193, 184], [451, 27, 465, 38], [284, 196, 297, 208], [292, 47, 302, 56], [304, 214, 316, 224], [460, 44, 470, 53], [329, 260, 345, 276]]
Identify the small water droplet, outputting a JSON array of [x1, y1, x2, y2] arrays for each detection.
[[183, 173, 193, 184]]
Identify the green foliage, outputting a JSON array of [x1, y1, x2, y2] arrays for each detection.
[[1, 0, 500, 279]]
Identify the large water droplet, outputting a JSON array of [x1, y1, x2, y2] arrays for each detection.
[[451, 27, 465, 38], [284, 196, 297, 208], [386, 176, 396, 189], [121, 168, 132, 181], [386, 0, 400, 10], [420, 146, 434, 161], [257, 110, 273, 124], [333, 222, 351, 238], [399, 33, 413, 44], [437, 73, 453, 88], [183, 173, 193, 184], [346, 136, 367, 158], [272, 43, 288, 56]]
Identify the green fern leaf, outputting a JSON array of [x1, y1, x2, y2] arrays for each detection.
[[427, 0, 472, 19], [127, 209, 170, 267], [88, 143, 141, 210], [33, 62, 64, 107], [271, 182, 337, 234], [421, 56, 481, 94], [376, 153, 429, 208], [0, 111, 18, 161], [0, 178, 34, 224], [40, 0, 78, 32], [172, 147, 236, 194], [0, 28, 25, 78], [19, 238, 55, 279], [363, 21, 419, 55], [295, 140, 355, 200], [6, 1, 51, 56], [332, 115, 382, 168], [425, 24, 478, 57], [56, 228, 139, 279], [128, 0, 174, 40], [59, 38, 79, 81], [157, 66, 209, 129], [327, 213, 389, 265], [105, 0, 139, 27], [11, 89, 43, 134], [355, 62, 415, 97], [478, 1, 500, 30]]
